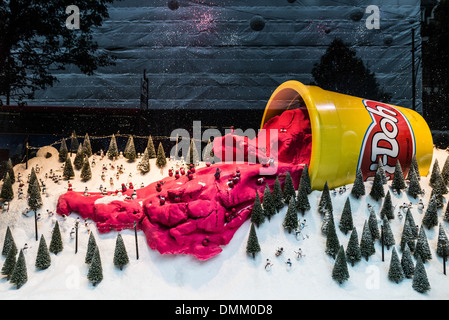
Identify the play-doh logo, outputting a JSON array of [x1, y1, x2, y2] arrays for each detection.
[[357, 100, 415, 181]]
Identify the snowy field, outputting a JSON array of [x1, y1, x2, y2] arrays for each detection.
[[0, 145, 448, 300]]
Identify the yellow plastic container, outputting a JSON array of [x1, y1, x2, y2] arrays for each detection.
[[261, 80, 433, 190]]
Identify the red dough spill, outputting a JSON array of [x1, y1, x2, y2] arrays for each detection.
[[56, 109, 312, 260]]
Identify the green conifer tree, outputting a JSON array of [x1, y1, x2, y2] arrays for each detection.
[[3, 158, 15, 184], [412, 257, 430, 294], [441, 155, 449, 184], [35, 235, 51, 270], [73, 144, 84, 170], [369, 170, 385, 201], [137, 148, 151, 174], [272, 177, 284, 212], [63, 156, 75, 180], [405, 208, 418, 239], [422, 195, 439, 229], [0, 172, 14, 200], [377, 158, 387, 184], [437, 224, 449, 258], [82, 133, 92, 158], [351, 168, 366, 199], [380, 191, 394, 220], [156, 142, 167, 168], [360, 220, 375, 261], [107, 134, 119, 160], [339, 197, 353, 235], [262, 184, 276, 221], [283, 171, 296, 204], [70, 131, 79, 155], [80, 157, 92, 182], [368, 209, 380, 241], [296, 176, 311, 215], [59, 139, 68, 163], [430, 159, 442, 188], [415, 226, 432, 263], [87, 247, 103, 286], [250, 192, 265, 227], [146, 136, 157, 158], [1, 244, 16, 279], [382, 217, 396, 249], [186, 138, 200, 166], [85, 232, 97, 264], [391, 160, 406, 193], [346, 227, 362, 266], [27, 167, 39, 194], [410, 155, 420, 179], [318, 181, 333, 216], [388, 247, 405, 284], [10, 249, 27, 289], [300, 164, 312, 194], [332, 245, 350, 284], [401, 243, 415, 279], [246, 223, 261, 259], [49, 221, 63, 255], [325, 217, 340, 259], [283, 198, 298, 234], [28, 178, 42, 211], [407, 165, 423, 199], [113, 233, 129, 270], [400, 219, 416, 252], [2, 226, 17, 257], [123, 135, 137, 162]]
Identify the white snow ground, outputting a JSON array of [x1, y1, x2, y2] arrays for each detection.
[[0, 145, 448, 300]]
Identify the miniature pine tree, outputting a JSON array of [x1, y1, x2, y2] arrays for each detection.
[[73, 144, 84, 170], [388, 247, 405, 284], [137, 147, 151, 174], [380, 191, 394, 220], [87, 247, 103, 286], [441, 155, 449, 184], [429, 159, 441, 188], [10, 250, 27, 289], [35, 235, 51, 270], [437, 224, 449, 258], [391, 160, 406, 193], [405, 208, 418, 239], [377, 158, 387, 184], [351, 168, 366, 199], [332, 245, 350, 284], [250, 192, 265, 227], [412, 256, 430, 294], [407, 165, 422, 199], [369, 170, 385, 201], [368, 209, 380, 240], [318, 181, 333, 216], [27, 167, 39, 194], [296, 176, 311, 215], [430, 187, 444, 209], [339, 197, 353, 235], [63, 156, 75, 180], [300, 164, 312, 194], [85, 232, 97, 264], [283, 198, 298, 234], [2, 226, 17, 257], [400, 219, 416, 252], [70, 131, 79, 155], [414, 226, 432, 263], [360, 220, 375, 261], [82, 133, 92, 158], [410, 155, 420, 179], [123, 135, 137, 162], [283, 171, 296, 204], [444, 203, 449, 223], [49, 221, 63, 255], [3, 158, 15, 184], [272, 176, 284, 212], [59, 138, 68, 162], [107, 134, 119, 160], [203, 138, 214, 162], [186, 138, 200, 166], [401, 243, 415, 279], [325, 217, 340, 259], [432, 170, 448, 197], [0, 172, 14, 200], [156, 142, 167, 168], [113, 233, 129, 270], [381, 217, 395, 249], [28, 178, 42, 211], [321, 210, 334, 235], [346, 227, 362, 266], [80, 157, 92, 182], [146, 135, 157, 158], [422, 195, 439, 229], [246, 223, 261, 259], [262, 184, 276, 221], [1, 244, 16, 279]]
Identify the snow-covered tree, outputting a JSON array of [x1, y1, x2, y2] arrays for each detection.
[[246, 223, 261, 259], [59, 139, 68, 163], [346, 227, 361, 266], [186, 138, 200, 166], [360, 220, 375, 261], [156, 142, 167, 168], [377, 158, 387, 184], [407, 165, 423, 198], [325, 217, 340, 259], [107, 134, 119, 160], [10, 250, 27, 289], [368, 209, 380, 241], [28, 178, 42, 211], [137, 148, 151, 174], [70, 131, 79, 155], [422, 195, 439, 229], [0, 172, 13, 201], [388, 247, 405, 284], [405, 209, 418, 239], [391, 160, 406, 193], [250, 192, 265, 227], [49, 221, 63, 255], [85, 233, 97, 264], [63, 156, 75, 180], [296, 175, 310, 215], [283, 171, 296, 204], [415, 226, 432, 263], [332, 246, 349, 284], [283, 198, 298, 234], [401, 243, 415, 279], [369, 170, 385, 201], [429, 159, 442, 188], [318, 181, 333, 216], [437, 224, 449, 258], [1, 244, 16, 279], [35, 235, 51, 270], [339, 197, 353, 235], [124, 135, 137, 162], [74, 144, 84, 170], [412, 257, 430, 294], [146, 136, 157, 159], [82, 133, 92, 158], [381, 217, 395, 249], [400, 219, 416, 252], [351, 168, 366, 199], [441, 155, 449, 184], [300, 164, 312, 194], [2, 226, 17, 257], [113, 233, 129, 271], [87, 247, 103, 286], [80, 157, 92, 182], [27, 167, 39, 194], [380, 191, 394, 220]]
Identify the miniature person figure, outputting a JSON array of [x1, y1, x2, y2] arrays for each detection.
[[131, 190, 137, 200], [295, 248, 304, 260], [68, 181, 73, 192], [285, 258, 292, 269], [214, 168, 221, 180], [159, 196, 166, 205], [168, 168, 173, 177], [265, 259, 273, 271]]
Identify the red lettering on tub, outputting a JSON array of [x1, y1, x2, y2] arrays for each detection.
[[358, 100, 415, 181]]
